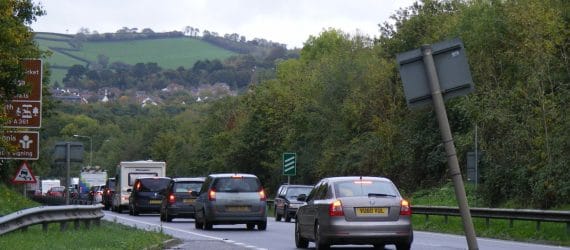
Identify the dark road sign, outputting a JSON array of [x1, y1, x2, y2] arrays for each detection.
[[0, 131, 39, 160]]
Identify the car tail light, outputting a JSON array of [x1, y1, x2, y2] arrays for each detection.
[[400, 199, 412, 216], [259, 188, 267, 201], [329, 199, 344, 216], [168, 193, 176, 204], [208, 188, 216, 201]]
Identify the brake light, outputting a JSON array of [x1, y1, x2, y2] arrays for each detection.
[[136, 182, 141, 191], [353, 180, 372, 184], [259, 188, 267, 201], [329, 199, 344, 216], [400, 199, 412, 216], [208, 188, 216, 201], [168, 193, 176, 204]]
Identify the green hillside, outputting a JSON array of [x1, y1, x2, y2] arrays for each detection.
[[34, 33, 237, 85]]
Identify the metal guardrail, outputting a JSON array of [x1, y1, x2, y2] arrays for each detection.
[[412, 205, 570, 233], [0, 204, 104, 236]]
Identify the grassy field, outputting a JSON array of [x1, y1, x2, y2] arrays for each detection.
[[0, 183, 171, 249], [73, 38, 236, 69], [410, 183, 570, 246], [34, 33, 237, 84]]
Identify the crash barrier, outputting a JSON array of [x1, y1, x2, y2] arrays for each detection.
[[0, 204, 104, 236], [412, 205, 570, 234]]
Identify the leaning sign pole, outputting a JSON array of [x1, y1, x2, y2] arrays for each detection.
[[397, 38, 478, 250]]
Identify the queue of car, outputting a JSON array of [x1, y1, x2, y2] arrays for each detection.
[[103, 173, 413, 249]]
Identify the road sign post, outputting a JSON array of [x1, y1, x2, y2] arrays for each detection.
[[397, 38, 479, 250], [283, 153, 296, 184]]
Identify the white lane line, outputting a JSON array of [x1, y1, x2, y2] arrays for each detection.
[[104, 213, 267, 249]]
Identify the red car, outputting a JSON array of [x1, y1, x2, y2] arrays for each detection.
[[47, 186, 65, 197]]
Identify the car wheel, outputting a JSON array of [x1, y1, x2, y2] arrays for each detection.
[[246, 223, 255, 230], [204, 220, 213, 230], [295, 219, 308, 248], [275, 206, 282, 221], [257, 221, 267, 231], [128, 204, 133, 215], [314, 222, 329, 250], [284, 207, 291, 222], [132, 204, 139, 216], [396, 242, 411, 250], [373, 244, 385, 249], [194, 216, 203, 229], [166, 211, 173, 222], [160, 212, 166, 222]]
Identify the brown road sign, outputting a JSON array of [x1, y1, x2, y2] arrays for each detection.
[[0, 131, 39, 160], [13, 59, 43, 102], [4, 101, 42, 128]]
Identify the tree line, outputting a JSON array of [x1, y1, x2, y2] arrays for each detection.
[[61, 51, 294, 93], [2, 0, 569, 209]]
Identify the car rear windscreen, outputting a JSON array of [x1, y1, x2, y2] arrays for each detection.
[[138, 179, 171, 192], [334, 180, 398, 198], [286, 187, 312, 199], [174, 182, 203, 193], [213, 177, 260, 192]]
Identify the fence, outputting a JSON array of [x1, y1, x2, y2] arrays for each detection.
[[0, 204, 104, 236], [412, 205, 570, 233]]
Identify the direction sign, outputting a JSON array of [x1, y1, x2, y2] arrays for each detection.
[[12, 161, 37, 184], [5, 59, 43, 128], [12, 59, 42, 101], [283, 152, 296, 176], [396, 38, 474, 108], [0, 131, 39, 160], [4, 101, 42, 128]]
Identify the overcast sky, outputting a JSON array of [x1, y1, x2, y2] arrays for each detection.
[[31, 0, 416, 49]]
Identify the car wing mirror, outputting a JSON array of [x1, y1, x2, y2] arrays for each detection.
[[297, 194, 307, 202], [127, 188, 132, 192]]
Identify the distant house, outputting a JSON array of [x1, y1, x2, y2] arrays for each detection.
[[141, 97, 158, 107]]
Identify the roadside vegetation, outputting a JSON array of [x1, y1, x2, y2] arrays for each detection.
[[410, 183, 570, 247], [0, 184, 171, 250]]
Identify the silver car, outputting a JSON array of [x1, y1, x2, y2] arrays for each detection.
[[295, 176, 413, 250], [194, 173, 267, 230]]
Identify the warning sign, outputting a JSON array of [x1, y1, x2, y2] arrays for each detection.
[[12, 161, 37, 184]]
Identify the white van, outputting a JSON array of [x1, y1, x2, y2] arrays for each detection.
[[111, 160, 166, 213]]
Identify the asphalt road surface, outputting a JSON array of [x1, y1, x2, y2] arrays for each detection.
[[102, 211, 570, 250]]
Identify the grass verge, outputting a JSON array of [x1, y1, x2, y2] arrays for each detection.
[[0, 220, 171, 250], [409, 183, 569, 247], [0, 183, 171, 249]]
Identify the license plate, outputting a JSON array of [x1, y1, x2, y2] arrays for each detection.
[[226, 206, 250, 212], [355, 207, 388, 216], [149, 200, 161, 204], [183, 199, 195, 204]]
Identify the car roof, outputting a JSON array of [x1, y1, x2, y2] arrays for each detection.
[[322, 176, 393, 183], [208, 173, 258, 178], [136, 177, 171, 181], [172, 177, 205, 182], [281, 184, 314, 188]]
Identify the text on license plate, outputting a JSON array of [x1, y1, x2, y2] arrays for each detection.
[[149, 200, 161, 204], [226, 206, 250, 212], [183, 199, 195, 204], [355, 207, 388, 216]]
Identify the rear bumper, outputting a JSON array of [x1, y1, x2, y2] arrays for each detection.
[[320, 218, 413, 245], [205, 215, 267, 224], [205, 207, 267, 224], [166, 205, 196, 218], [134, 203, 161, 213]]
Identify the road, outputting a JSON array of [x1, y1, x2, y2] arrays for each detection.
[[102, 211, 570, 250]]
